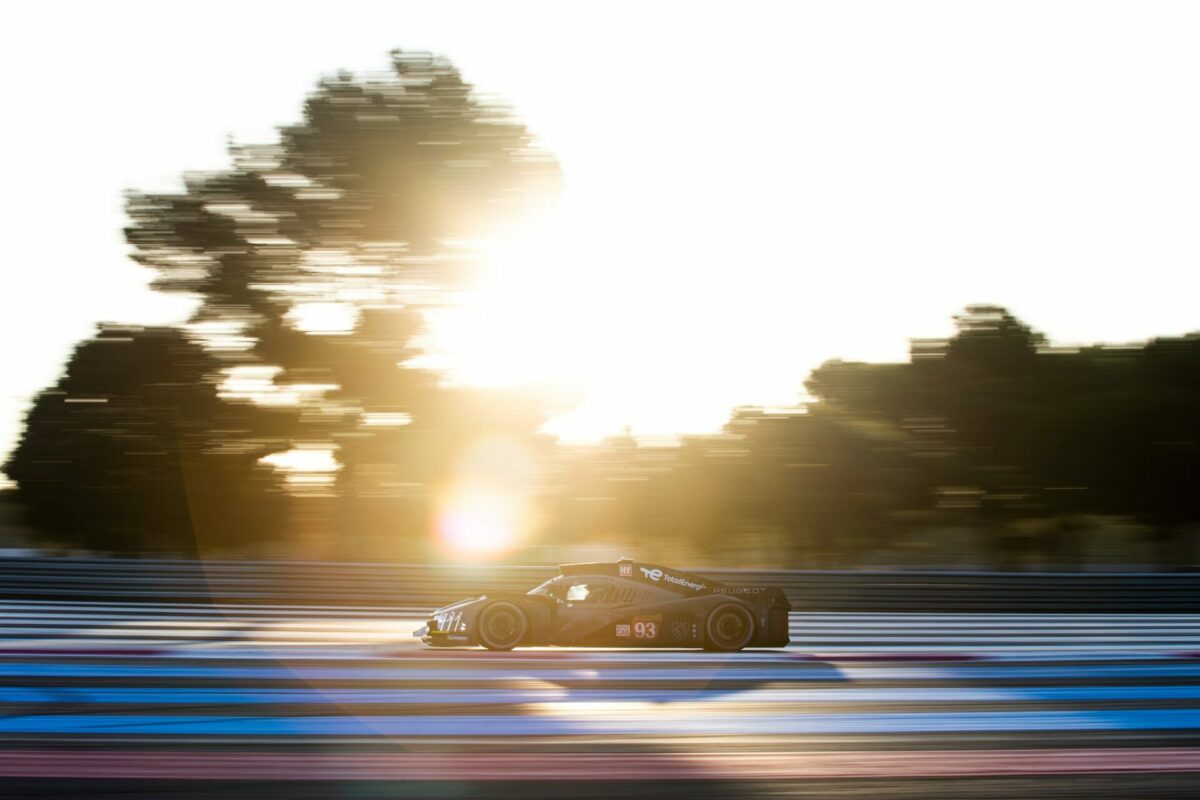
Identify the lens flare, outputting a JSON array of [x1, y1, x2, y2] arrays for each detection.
[[437, 490, 523, 555], [435, 436, 538, 558]]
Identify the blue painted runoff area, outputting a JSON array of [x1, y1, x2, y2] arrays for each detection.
[[0, 710, 1196, 736], [2, 685, 1200, 704], [4, 661, 1200, 681]]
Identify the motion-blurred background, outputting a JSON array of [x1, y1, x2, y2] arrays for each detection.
[[2, 3, 1199, 572]]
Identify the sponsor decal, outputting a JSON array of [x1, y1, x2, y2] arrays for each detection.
[[619, 563, 632, 577], [616, 624, 631, 637], [671, 622, 689, 640], [638, 567, 706, 591], [713, 587, 765, 595]]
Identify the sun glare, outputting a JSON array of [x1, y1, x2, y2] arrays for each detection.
[[422, 215, 644, 443], [435, 436, 537, 558], [420, 205, 817, 445], [437, 490, 524, 555], [422, 222, 586, 391]]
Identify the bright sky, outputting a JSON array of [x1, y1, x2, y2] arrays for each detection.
[[4, 1, 1200, 477]]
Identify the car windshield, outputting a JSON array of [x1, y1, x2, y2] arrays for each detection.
[[526, 576, 606, 603], [526, 576, 564, 597]]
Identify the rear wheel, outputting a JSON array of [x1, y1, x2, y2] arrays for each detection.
[[476, 601, 527, 651], [704, 603, 755, 651]]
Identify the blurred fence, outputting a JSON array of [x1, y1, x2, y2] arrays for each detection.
[[0, 557, 1197, 612]]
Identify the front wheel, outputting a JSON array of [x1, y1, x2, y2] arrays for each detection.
[[704, 603, 755, 651], [476, 601, 527, 651]]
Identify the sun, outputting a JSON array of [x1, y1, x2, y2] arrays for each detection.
[[419, 199, 812, 445], [423, 222, 587, 387], [421, 214, 642, 443]]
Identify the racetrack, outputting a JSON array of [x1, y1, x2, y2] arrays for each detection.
[[0, 602, 1198, 798]]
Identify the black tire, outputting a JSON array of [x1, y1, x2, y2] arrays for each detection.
[[476, 601, 527, 651], [704, 603, 755, 651]]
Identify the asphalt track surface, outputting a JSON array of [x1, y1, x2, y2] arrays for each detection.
[[0, 602, 1197, 798]]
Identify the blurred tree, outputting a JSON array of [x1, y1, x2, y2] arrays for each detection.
[[126, 51, 558, 313], [805, 307, 1200, 569], [945, 304, 1045, 367], [125, 50, 557, 417], [4, 327, 292, 555], [522, 304, 1199, 570], [125, 52, 560, 555], [11, 51, 561, 558]]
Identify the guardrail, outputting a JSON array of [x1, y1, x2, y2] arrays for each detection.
[[0, 557, 1197, 612]]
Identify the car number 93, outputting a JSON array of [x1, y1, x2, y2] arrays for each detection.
[[633, 621, 657, 638]]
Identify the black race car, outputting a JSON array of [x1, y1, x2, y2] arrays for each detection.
[[414, 558, 791, 651]]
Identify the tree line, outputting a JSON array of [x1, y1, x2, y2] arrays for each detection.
[[4, 53, 1198, 568]]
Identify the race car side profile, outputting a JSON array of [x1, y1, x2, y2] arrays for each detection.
[[413, 558, 791, 651]]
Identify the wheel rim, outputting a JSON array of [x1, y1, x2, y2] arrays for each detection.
[[716, 612, 744, 641], [486, 609, 517, 640], [709, 605, 753, 649], [481, 603, 524, 648]]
